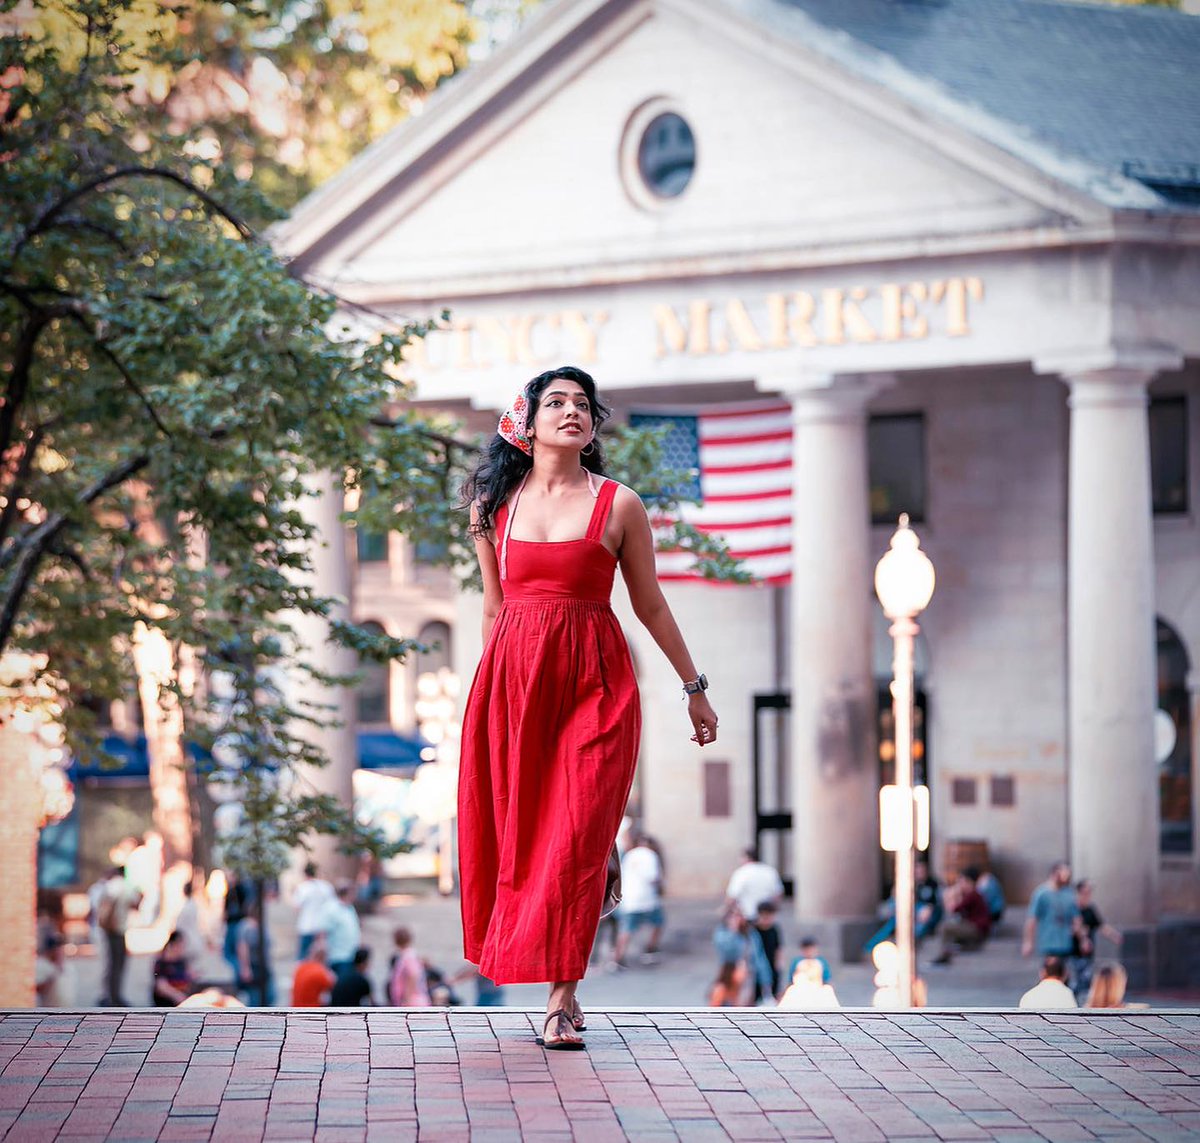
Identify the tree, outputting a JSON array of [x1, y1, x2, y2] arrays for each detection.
[[2, 0, 442, 962]]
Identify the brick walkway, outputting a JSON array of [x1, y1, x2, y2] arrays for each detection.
[[1, 1009, 1198, 1142]]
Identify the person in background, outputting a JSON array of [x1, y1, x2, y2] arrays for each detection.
[[222, 871, 252, 981], [784, 937, 832, 994], [323, 881, 361, 981], [152, 931, 196, 1007], [1022, 862, 1087, 978], [612, 831, 666, 969], [931, 867, 992, 965], [1019, 956, 1077, 1009], [975, 868, 1006, 927], [173, 880, 211, 962], [97, 866, 143, 1007], [1069, 879, 1123, 1004], [724, 848, 784, 923], [291, 862, 336, 959], [388, 927, 431, 1007], [709, 906, 750, 1007], [749, 902, 783, 1004], [778, 943, 840, 1011], [331, 947, 374, 1007], [1085, 962, 1129, 1009], [235, 909, 274, 1007], [35, 934, 66, 1007], [291, 933, 336, 1008], [865, 859, 943, 952]]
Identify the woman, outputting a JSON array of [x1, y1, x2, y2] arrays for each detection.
[[458, 365, 719, 1050]]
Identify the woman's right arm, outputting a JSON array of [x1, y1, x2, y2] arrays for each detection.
[[471, 502, 503, 644]]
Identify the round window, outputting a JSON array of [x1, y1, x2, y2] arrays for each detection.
[[636, 111, 696, 199]]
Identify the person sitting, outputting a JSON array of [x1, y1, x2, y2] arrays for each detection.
[[975, 868, 1006, 926], [152, 931, 196, 1007], [330, 947, 374, 1007], [1019, 956, 1077, 1009], [1085, 962, 1128, 1009], [865, 859, 943, 952], [783, 937, 831, 994], [932, 868, 992, 965], [291, 933, 336, 1007]]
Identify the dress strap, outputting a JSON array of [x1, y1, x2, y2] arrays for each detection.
[[498, 475, 529, 581], [585, 479, 619, 543]]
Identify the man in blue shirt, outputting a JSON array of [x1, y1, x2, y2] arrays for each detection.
[[1022, 861, 1087, 963]]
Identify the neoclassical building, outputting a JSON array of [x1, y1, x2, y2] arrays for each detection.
[[275, 0, 1200, 981]]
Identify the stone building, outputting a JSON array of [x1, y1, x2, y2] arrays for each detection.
[[274, 0, 1200, 979]]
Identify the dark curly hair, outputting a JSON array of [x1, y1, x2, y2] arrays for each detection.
[[461, 365, 611, 537]]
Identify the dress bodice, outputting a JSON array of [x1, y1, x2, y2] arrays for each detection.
[[494, 477, 619, 604]]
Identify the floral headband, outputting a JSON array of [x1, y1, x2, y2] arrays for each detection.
[[497, 393, 532, 455]]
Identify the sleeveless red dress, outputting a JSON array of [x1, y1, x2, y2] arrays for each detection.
[[458, 477, 641, 984]]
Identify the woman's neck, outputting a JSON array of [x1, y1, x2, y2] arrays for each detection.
[[528, 449, 587, 492]]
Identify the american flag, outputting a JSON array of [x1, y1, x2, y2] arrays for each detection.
[[640, 401, 793, 585]]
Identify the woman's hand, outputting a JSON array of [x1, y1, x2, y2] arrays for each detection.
[[688, 692, 718, 746]]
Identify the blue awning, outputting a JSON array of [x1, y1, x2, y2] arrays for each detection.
[[357, 731, 432, 772], [69, 731, 429, 780]]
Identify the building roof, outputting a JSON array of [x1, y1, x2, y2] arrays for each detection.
[[772, 0, 1200, 206]]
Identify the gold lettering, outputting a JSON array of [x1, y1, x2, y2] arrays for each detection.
[[844, 286, 878, 343], [514, 313, 560, 366], [724, 299, 763, 352], [652, 302, 710, 357], [822, 288, 845, 346], [790, 292, 818, 347], [765, 293, 791, 349], [562, 310, 609, 363], [880, 282, 930, 342], [942, 277, 984, 337]]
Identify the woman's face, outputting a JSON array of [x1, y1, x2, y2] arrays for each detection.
[[530, 379, 594, 450]]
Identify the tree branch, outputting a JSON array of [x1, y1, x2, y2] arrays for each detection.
[[0, 452, 150, 650], [0, 422, 47, 553], [13, 165, 256, 264]]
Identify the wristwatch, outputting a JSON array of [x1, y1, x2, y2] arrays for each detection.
[[682, 674, 709, 695]]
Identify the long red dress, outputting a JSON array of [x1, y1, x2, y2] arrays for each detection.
[[458, 476, 641, 984]]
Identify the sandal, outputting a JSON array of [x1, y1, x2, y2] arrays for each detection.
[[600, 844, 622, 920], [537, 1008, 585, 1051], [571, 997, 586, 1032]]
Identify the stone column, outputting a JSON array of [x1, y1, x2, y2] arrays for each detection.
[[0, 720, 38, 1006], [1040, 348, 1180, 934], [290, 476, 359, 882], [784, 374, 881, 958]]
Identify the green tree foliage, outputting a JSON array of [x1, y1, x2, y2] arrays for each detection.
[[1, 0, 446, 870]]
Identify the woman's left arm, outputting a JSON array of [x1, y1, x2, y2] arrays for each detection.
[[615, 486, 718, 746]]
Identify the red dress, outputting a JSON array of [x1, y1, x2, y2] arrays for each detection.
[[458, 477, 641, 984]]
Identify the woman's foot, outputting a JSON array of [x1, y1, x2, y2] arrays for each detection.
[[538, 1008, 585, 1050], [571, 997, 586, 1031]]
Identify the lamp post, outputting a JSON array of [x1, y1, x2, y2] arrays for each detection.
[[874, 514, 935, 1008]]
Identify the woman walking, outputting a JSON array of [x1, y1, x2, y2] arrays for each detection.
[[458, 365, 718, 1050]]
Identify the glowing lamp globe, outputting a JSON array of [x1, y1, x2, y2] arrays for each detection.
[[874, 514, 935, 620]]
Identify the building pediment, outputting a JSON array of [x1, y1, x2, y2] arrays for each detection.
[[276, 0, 1127, 303]]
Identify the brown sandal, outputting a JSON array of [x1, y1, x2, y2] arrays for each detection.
[[537, 1008, 585, 1051], [571, 997, 586, 1032]]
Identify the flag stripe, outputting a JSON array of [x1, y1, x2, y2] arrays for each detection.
[[649, 399, 797, 585]]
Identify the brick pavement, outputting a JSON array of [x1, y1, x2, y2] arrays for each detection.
[[1, 1008, 1199, 1142]]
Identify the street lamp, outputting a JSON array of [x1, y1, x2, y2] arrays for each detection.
[[874, 513, 935, 1008]]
